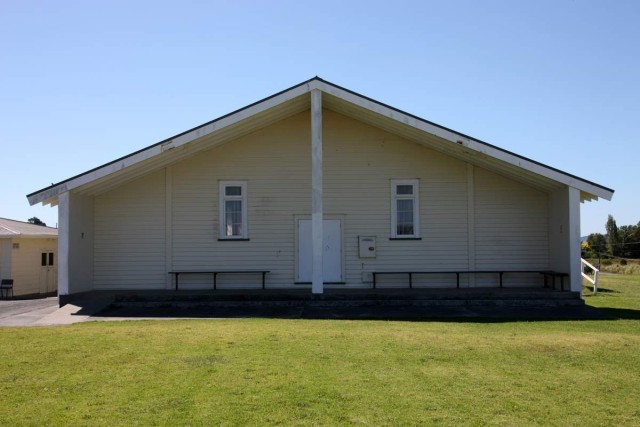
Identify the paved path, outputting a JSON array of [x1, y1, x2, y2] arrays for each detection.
[[0, 298, 60, 326], [0, 297, 112, 327]]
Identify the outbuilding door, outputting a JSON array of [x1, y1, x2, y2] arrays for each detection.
[[297, 219, 342, 283], [39, 251, 57, 293]]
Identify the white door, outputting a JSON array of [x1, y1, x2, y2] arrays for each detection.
[[39, 251, 57, 293], [297, 219, 342, 283]]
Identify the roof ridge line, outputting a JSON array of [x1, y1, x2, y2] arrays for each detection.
[[0, 224, 19, 235]]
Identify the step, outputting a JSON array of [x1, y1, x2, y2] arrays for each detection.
[[111, 297, 585, 309]]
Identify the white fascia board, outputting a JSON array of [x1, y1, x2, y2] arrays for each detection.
[[313, 80, 613, 201], [8, 234, 58, 239], [27, 146, 161, 205], [28, 83, 313, 206]]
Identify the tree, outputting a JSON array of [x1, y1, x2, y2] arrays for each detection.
[[634, 223, 640, 258], [605, 214, 619, 256], [28, 217, 46, 227], [586, 233, 607, 255], [625, 221, 640, 258], [618, 225, 636, 258]]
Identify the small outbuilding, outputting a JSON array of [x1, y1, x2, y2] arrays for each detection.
[[26, 78, 613, 302], [0, 218, 58, 298]]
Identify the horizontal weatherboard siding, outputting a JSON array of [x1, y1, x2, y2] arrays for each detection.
[[89, 109, 552, 290], [94, 170, 166, 289]]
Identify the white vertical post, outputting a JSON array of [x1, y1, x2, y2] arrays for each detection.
[[466, 164, 475, 288], [568, 187, 582, 293], [165, 167, 173, 289], [57, 192, 70, 297], [311, 89, 324, 294]]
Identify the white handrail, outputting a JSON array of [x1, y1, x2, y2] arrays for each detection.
[[581, 258, 600, 293]]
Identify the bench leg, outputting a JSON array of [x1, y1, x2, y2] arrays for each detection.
[[456, 273, 460, 289], [262, 272, 266, 290], [499, 272, 503, 288], [409, 273, 412, 289], [372, 273, 376, 289], [175, 273, 179, 291]]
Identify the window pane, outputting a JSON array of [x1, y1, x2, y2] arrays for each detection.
[[225, 200, 243, 236], [41, 253, 47, 266], [396, 185, 413, 195], [396, 199, 414, 235], [48, 253, 54, 266], [225, 186, 242, 196]]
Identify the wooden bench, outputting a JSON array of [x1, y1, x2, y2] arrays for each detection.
[[168, 270, 270, 291], [372, 270, 569, 290], [539, 271, 570, 290], [0, 279, 13, 300]]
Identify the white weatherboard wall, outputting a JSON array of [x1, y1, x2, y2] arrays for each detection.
[[474, 168, 549, 286], [94, 170, 165, 289], [170, 112, 311, 289], [88, 109, 557, 290], [548, 186, 581, 292], [68, 193, 94, 294], [323, 111, 469, 288]]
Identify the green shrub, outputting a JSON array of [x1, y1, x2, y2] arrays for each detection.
[[620, 258, 628, 265]]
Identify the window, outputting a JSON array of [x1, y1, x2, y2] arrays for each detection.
[[390, 179, 420, 238], [41, 252, 54, 266], [219, 181, 248, 239]]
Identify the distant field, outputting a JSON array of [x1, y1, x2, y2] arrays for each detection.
[[1, 275, 639, 426], [584, 257, 640, 275]]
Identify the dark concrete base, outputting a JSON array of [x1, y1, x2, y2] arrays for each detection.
[[58, 288, 611, 321], [96, 303, 610, 321]]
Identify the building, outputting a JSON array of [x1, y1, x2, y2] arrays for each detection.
[[26, 78, 613, 302], [0, 218, 58, 298]]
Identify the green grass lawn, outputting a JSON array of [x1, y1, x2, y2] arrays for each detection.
[[2, 277, 640, 426]]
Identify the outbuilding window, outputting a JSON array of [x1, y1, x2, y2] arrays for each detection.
[[390, 179, 420, 239], [219, 181, 248, 239], [41, 252, 54, 266]]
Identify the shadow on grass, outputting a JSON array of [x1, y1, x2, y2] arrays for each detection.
[[583, 286, 619, 294], [90, 304, 624, 323], [588, 307, 640, 320]]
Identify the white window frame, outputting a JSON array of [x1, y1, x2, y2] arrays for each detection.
[[390, 179, 420, 239], [219, 181, 248, 239]]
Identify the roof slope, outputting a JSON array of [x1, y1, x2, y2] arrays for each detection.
[[0, 218, 58, 238], [27, 77, 614, 205]]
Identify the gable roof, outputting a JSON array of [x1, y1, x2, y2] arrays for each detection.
[[27, 77, 614, 206], [0, 218, 58, 238]]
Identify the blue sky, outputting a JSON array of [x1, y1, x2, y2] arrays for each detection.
[[1, 1, 638, 234]]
